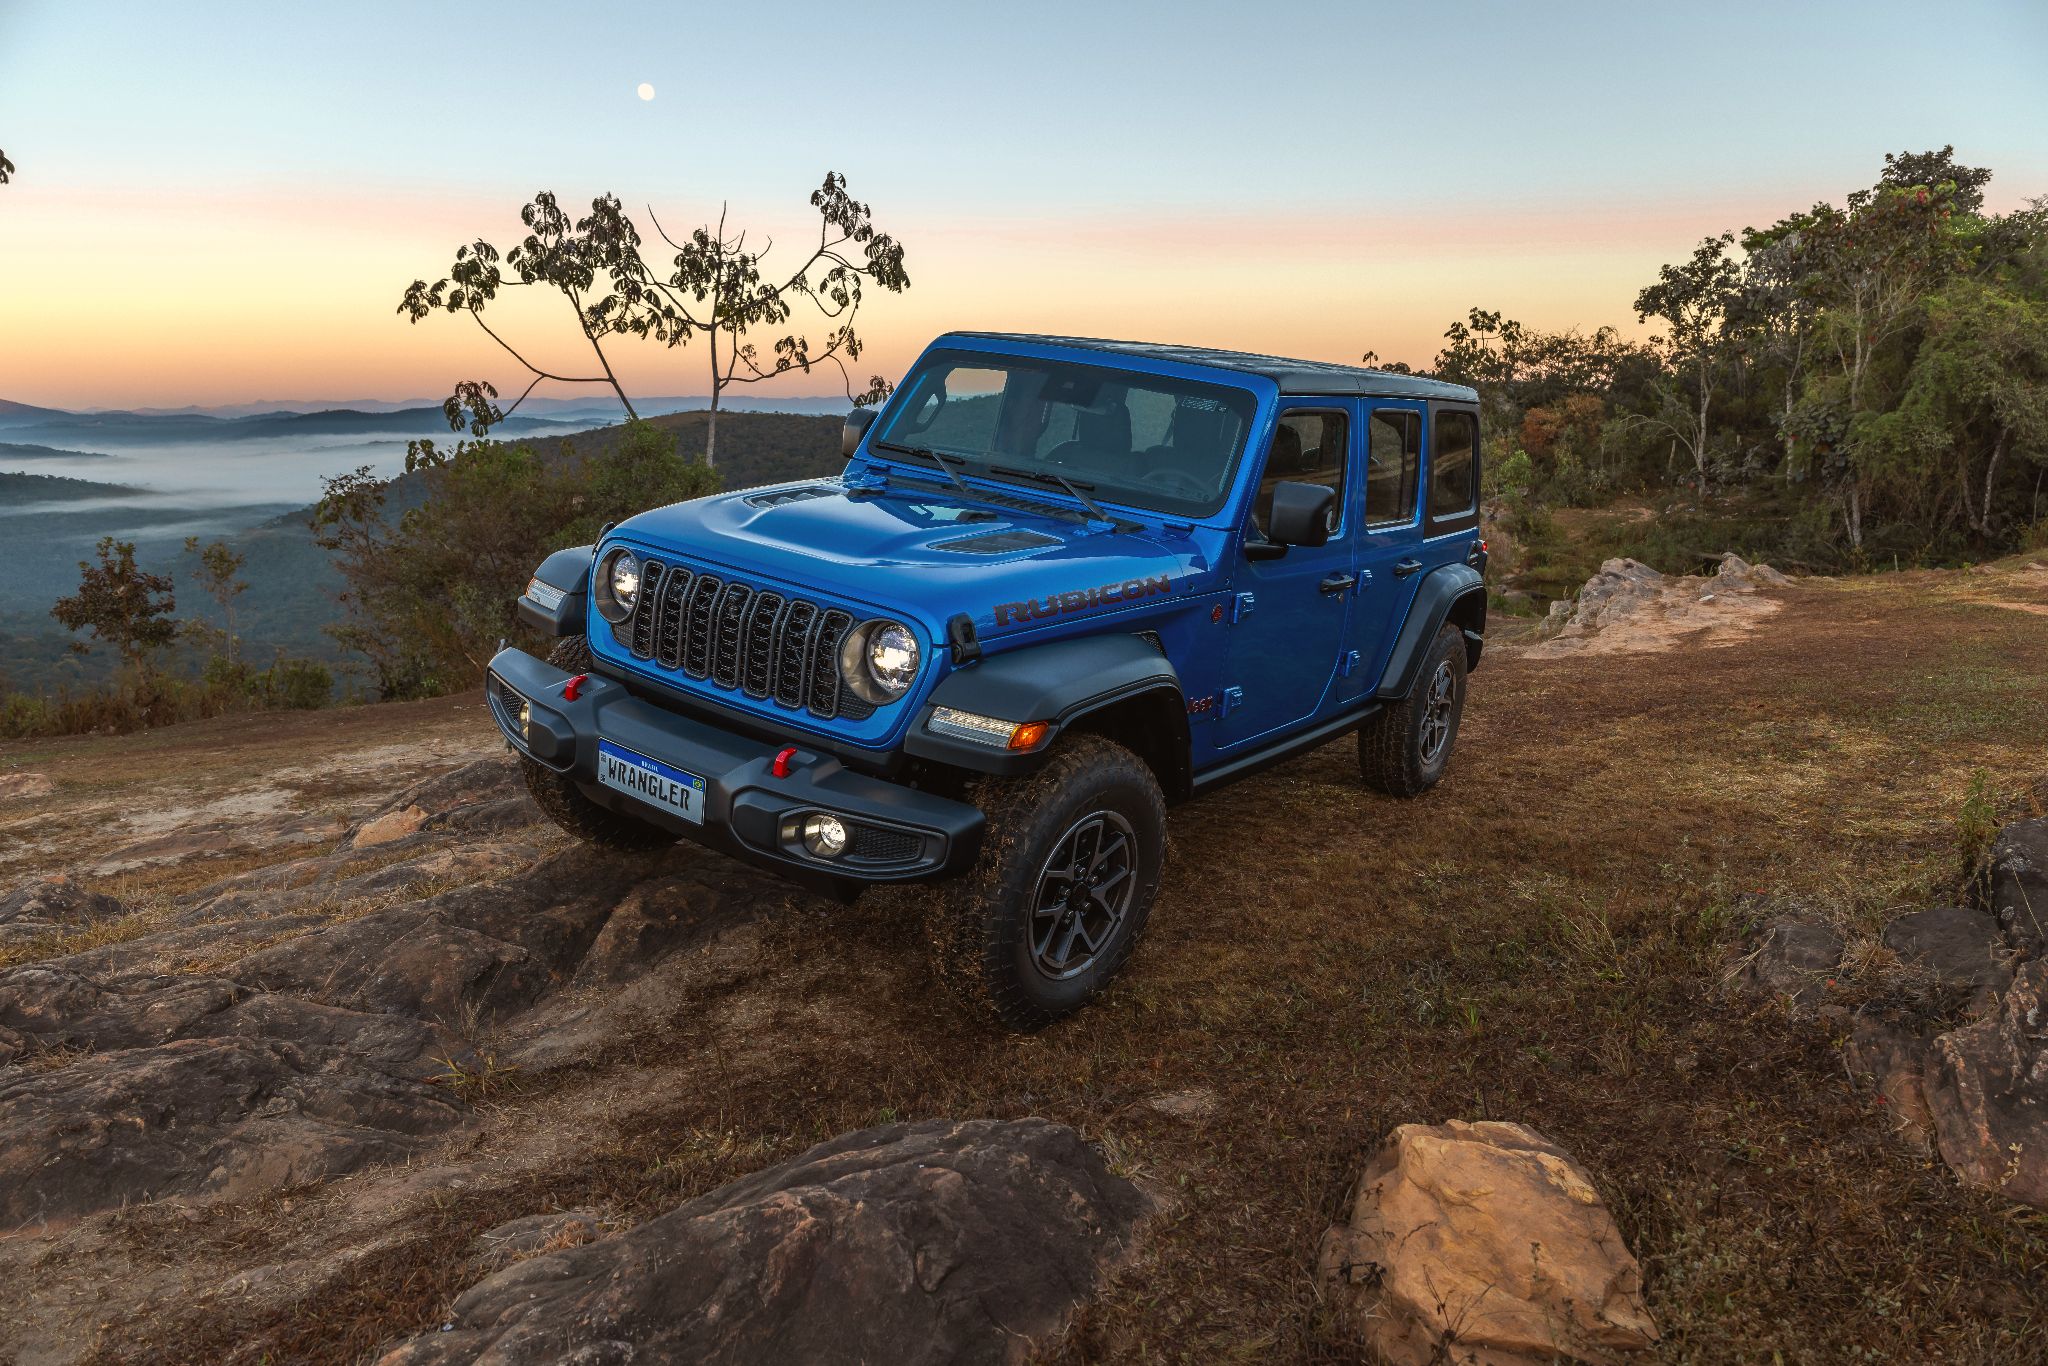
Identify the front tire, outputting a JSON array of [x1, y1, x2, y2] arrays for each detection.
[[928, 735, 1167, 1032], [520, 637, 676, 853], [1356, 622, 1468, 798]]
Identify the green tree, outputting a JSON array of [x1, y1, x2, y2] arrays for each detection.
[[1635, 233, 1739, 485], [400, 173, 909, 468], [183, 536, 248, 666], [51, 538, 180, 677]]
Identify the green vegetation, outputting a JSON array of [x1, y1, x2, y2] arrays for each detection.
[[312, 419, 718, 699], [0, 470, 145, 500], [1397, 147, 2048, 597]]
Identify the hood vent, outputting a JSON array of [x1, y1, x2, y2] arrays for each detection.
[[744, 485, 834, 510], [936, 529, 1063, 555]]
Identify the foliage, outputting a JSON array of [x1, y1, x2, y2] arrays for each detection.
[[0, 146, 12, 184], [312, 420, 717, 699], [399, 172, 909, 467], [49, 538, 179, 676], [183, 536, 249, 665]]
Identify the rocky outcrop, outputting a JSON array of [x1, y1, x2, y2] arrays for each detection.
[[344, 756, 529, 850], [376, 1119, 1154, 1366], [1882, 906, 2014, 1014], [0, 771, 55, 801], [1922, 961, 2048, 1208], [1529, 554, 1790, 659], [1975, 817, 2047, 960], [1318, 1120, 1657, 1366], [0, 875, 129, 946]]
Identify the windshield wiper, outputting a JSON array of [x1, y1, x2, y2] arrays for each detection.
[[872, 441, 972, 497], [989, 465, 1123, 527]]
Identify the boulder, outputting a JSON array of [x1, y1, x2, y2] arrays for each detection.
[[1975, 818, 2048, 961], [1921, 961, 2048, 1209], [0, 772, 55, 801], [1730, 916, 1843, 1013], [1564, 558, 1668, 632], [1843, 1014, 1937, 1150], [1318, 1120, 1656, 1366], [0, 876, 129, 946], [343, 756, 529, 849], [376, 1118, 1153, 1366], [1884, 906, 2012, 992], [352, 804, 429, 849]]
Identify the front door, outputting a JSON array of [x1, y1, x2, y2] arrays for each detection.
[[1217, 403, 1357, 749]]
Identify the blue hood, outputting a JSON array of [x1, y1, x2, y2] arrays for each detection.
[[607, 477, 1213, 640]]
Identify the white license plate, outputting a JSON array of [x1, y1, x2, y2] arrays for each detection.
[[595, 739, 705, 824]]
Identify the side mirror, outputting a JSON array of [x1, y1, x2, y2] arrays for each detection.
[[1266, 481, 1336, 548], [842, 408, 877, 459]]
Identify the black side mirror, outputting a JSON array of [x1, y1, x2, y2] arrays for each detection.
[[1266, 481, 1336, 548], [842, 408, 878, 459]]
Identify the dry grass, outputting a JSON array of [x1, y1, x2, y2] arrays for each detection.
[[24, 564, 2048, 1364]]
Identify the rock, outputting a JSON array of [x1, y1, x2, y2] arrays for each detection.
[[352, 804, 429, 849], [1975, 818, 2048, 961], [1566, 558, 1668, 632], [0, 1035, 466, 1229], [1882, 906, 2013, 1012], [0, 772, 55, 801], [1843, 1014, 1937, 1150], [1921, 961, 2048, 1209], [1135, 1087, 1219, 1121], [1318, 1120, 1657, 1366], [0, 876, 130, 945], [375, 1118, 1154, 1366], [468, 1209, 608, 1270], [1717, 553, 1792, 588], [1730, 916, 1843, 1013]]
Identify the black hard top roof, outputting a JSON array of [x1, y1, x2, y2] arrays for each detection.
[[942, 332, 1479, 403]]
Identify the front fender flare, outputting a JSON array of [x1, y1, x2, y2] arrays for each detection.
[[1376, 564, 1487, 700], [517, 544, 594, 637], [904, 635, 1185, 778]]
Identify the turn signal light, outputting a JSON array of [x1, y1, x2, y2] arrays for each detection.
[[1007, 721, 1052, 751]]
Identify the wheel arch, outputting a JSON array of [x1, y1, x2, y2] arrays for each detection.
[[1376, 564, 1487, 700]]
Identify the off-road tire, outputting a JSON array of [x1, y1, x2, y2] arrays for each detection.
[[927, 734, 1167, 1032], [520, 637, 676, 852], [1357, 622, 1468, 798]]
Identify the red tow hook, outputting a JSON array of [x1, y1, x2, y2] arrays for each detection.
[[561, 673, 588, 702], [772, 746, 799, 779]]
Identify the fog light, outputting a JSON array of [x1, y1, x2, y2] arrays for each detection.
[[801, 813, 848, 859], [516, 699, 531, 739]]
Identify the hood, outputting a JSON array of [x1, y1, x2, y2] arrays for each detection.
[[609, 478, 1208, 632]]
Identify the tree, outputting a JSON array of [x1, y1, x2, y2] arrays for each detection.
[[183, 537, 248, 666], [0, 147, 13, 184], [1880, 145, 1992, 215], [1730, 218, 1826, 467], [1635, 233, 1740, 484], [400, 173, 909, 468], [51, 538, 180, 677]]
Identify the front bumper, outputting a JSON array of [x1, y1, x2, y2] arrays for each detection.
[[486, 648, 984, 885]]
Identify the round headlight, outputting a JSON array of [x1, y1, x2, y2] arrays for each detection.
[[596, 549, 640, 624], [865, 622, 920, 698]]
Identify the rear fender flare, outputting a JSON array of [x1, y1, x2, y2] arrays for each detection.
[[1376, 564, 1486, 699]]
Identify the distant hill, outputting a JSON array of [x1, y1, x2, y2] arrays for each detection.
[[0, 441, 114, 462], [0, 471, 148, 501], [0, 399, 74, 429], [0, 406, 578, 448]]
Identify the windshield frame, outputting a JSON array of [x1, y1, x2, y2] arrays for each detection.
[[866, 346, 1264, 522]]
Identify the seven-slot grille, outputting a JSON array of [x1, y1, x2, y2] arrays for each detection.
[[615, 557, 873, 721]]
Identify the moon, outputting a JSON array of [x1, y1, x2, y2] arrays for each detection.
[[636, 82, 655, 101]]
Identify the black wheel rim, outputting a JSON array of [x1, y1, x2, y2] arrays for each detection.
[[1419, 661, 1456, 765], [1029, 810, 1138, 981]]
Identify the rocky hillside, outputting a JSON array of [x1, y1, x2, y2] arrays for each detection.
[[3, 558, 2048, 1363]]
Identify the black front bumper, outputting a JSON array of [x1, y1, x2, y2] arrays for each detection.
[[486, 648, 984, 885]]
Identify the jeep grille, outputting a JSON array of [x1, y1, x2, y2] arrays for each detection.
[[614, 558, 874, 722]]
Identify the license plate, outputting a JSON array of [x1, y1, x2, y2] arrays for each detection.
[[595, 739, 706, 824]]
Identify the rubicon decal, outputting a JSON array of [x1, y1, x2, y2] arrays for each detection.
[[994, 574, 1174, 627]]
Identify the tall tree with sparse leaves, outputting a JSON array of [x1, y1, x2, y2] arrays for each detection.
[[1635, 233, 1740, 485], [399, 173, 908, 468]]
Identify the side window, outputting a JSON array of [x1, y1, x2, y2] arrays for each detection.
[[1429, 410, 1478, 521], [1365, 409, 1420, 525], [1252, 411, 1348, 536]]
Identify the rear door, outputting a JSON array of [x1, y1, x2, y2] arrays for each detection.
[[1216, 401, 1357, 749], [1339, 401, 1427, 701]]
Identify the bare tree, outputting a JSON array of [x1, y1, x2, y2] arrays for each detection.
[[400, 173, 908, 467]]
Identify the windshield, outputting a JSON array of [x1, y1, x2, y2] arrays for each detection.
[[870, 349, 1257, 518]]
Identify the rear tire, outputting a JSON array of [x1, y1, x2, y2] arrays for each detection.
[[1357, 623, 1468, 798], [520, 637, 676, 853], [927, 735, 1166, 1032]]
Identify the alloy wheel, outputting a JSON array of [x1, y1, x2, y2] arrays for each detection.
[[1028, 810, 1138, 981]]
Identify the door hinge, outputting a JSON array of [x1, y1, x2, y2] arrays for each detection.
[[1233, 592, 1256, 623], [1220, 686, 1244, 717], [1340, 649, 1361, 678]]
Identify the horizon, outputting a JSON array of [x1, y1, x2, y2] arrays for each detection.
[[2, 0, 2046, 410]]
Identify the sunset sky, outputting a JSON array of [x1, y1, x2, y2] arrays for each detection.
[[2, 0, 2045, 410]]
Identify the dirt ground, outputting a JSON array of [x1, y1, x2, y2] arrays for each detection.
[[3, 559, 2047, 1364]]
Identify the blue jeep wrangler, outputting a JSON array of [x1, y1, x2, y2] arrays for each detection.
[[491, 333, 1486, 1029]]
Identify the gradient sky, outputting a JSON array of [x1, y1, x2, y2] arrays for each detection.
[[2, 0, 2045, 409]]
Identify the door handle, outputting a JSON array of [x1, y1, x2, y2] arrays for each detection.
[[1392, 558, 1423, 578], [1319, 572, 1357, 595]]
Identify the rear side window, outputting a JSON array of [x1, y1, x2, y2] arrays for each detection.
[[1253, 410, 1347, 536], [1429, 410, 1478, 521], [1365, 409, 1420, 525]]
